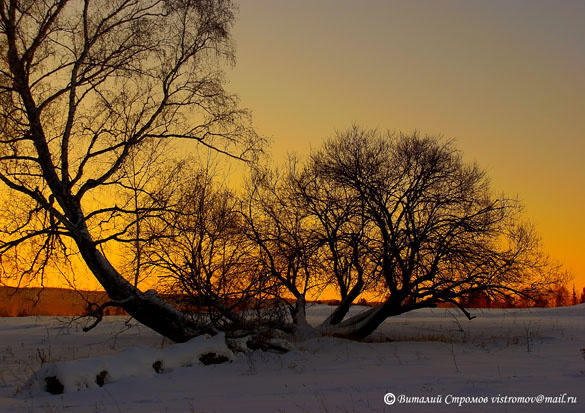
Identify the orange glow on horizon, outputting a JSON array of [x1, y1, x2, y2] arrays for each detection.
[[1, 1, 583, 296], [227, 0, 585, 292]]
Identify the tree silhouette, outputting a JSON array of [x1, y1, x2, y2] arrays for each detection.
[[0, 1, 563, 344], [256, 127, 559, 338], [0, 0, 261, 341]]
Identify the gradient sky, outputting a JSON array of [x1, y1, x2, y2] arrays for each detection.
[[227, 0, 585, 291]]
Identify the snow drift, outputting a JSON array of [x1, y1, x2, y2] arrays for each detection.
[[21, 333, 234, 395]]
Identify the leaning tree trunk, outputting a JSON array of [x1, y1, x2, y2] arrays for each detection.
[[330, 304, 392, 339], [319, 299, 427, 340], [75, 227, 213, 342], [320, 278, 364, 327], [290, 295, 318, 340]]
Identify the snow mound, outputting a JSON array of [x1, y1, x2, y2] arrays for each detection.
[[21, 333, 233, 395]]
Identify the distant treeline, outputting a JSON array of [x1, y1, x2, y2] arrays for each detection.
[[1, 285, 583, 317], [0, 287, 125, 317], [459, 285, 585, 308]]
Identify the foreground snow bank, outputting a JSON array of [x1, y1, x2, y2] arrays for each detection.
[[2, 306, 583, 412], [21, 333, 234, 395]]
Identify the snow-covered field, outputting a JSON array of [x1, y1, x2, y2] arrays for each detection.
[[0, 304, 583, 412]]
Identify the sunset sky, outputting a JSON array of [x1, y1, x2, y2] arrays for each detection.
[[228, 0, 585, 291]]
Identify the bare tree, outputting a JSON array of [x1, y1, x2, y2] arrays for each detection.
[[116, 139, 175, 288], [306, 127, 557, 338], [288, 155, 379, 329], [144, 163, 277, 331], [0, 0, 262, 342], [228, 128, 557, 340], [241, 164, 324, 331]]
